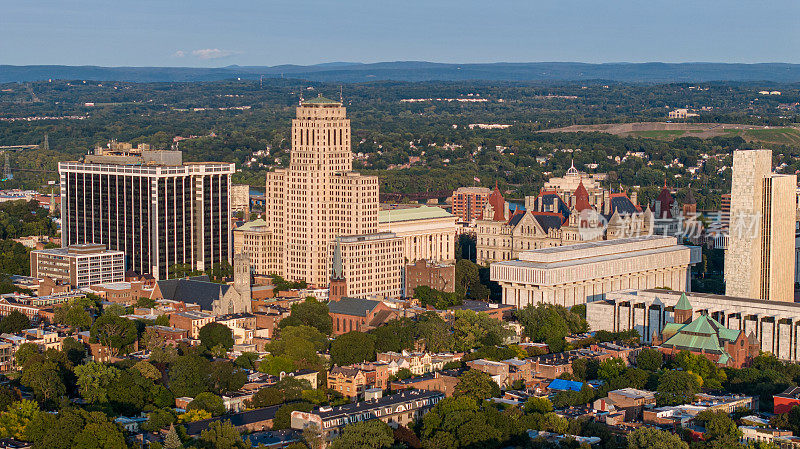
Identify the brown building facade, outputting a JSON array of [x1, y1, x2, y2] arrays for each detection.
[[406, 259, 455, 295]]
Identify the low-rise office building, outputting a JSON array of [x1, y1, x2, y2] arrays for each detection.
[[30, 244, 124, 288]]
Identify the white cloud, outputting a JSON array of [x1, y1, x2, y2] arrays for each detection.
[[191, 48, 239, 60], [172, 48, 240, 60]]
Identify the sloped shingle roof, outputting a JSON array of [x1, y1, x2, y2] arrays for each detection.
[[327, 297, 382, 317]]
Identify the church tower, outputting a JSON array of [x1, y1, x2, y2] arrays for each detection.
[[329, 240, 347, 302], [232, 252, 252, 312], [673, 293, 693, 325]]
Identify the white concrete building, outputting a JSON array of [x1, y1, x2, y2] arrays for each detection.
[[587, 288, 800, 362], [490, 236, 701, 308], [378, 205, 457, 263]]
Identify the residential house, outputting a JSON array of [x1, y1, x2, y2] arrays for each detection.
[[290, 390, 444, 439]]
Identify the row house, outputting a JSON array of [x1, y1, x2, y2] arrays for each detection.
[[377, 351, 462, 376], [290, 390, 444, 439], [327, 362, 391, 398]]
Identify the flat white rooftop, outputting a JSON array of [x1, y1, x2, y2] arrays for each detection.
[[518, 235, 679, 264]]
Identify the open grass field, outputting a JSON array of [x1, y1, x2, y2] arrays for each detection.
[[542, 122, 800, 146]]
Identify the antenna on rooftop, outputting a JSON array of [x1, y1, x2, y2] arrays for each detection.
[[339, 85, 343, 103]]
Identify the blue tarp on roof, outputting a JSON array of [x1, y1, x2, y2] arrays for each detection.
[[548, 379, 584, 392]]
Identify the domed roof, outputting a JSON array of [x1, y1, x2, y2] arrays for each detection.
[[566, 159, 580, 177]]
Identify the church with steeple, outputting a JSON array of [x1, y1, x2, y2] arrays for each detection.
[[653, 293, 759, 368]]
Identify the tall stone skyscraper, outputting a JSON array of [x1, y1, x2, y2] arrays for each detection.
[[725, 149, 796, 302], [264, 96, 403, 297]]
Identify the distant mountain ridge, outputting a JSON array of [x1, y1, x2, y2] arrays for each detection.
[[2, 61, 800, 83]]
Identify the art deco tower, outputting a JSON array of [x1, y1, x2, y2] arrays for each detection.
[[264, 96, 402, 297]]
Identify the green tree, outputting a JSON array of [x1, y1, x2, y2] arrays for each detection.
[[13, 343, 40, 368], [248, 387, 285, 408], [90, 312, 137, 356], [74, 361, 120, 404], [331, 420, 394, 449], [105, 369, 152, 415], [234, 352, 259, 371], [164, 424, 184, 449], [169, 355, 211, 398], [636, 348, 663, 371], [516, 303, 586, 353], [198, 322, 234, 351], [0, 310, 29, 334], [207, 360, 247, 395], [451, 309, 512, 351], [141, 408, 176, 433], [278, 297, 332, 335], [571, 358, 599, 381], [53, 300, 92, 330], [132, 360, 161, 380], [394, 368, 413, 380], [330, 332, 375, 366], [523, 397, 554, 414], [597, 357, 627, 381], [258, 354, 296, 376], [278, 325, 328, 353], [20, 362, 66, 407], [0, 386, 20, 414], [420, 395, 502, 449], [656, 370, 701, 406], [695, 410, 741, 447], [627, 426, 688, 449], [453, 369, 500, 401], [415, 312, 454, 353], [187, 392, 225, 417], [199, 420, 247, 449], [26, 408, 127, 449], [61, 336, 86, 365], [414, 286, 461, 309], [273, 402, 314, 430], [0, 400, 40, 440]]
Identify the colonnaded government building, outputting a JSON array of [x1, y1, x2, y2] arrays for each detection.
[[263, 95, 403, 297], [490, 236, 701, 308], [588, 289, 800, 362]]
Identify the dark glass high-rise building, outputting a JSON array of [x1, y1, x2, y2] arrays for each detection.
[[59, 143, 233, 280]]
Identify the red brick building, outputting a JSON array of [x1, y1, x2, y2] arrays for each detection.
[[774, 387, 800, 414], [390, 369, 462, 397], [406, 259, 455, 294], [451, 186, 492, 222], [327, 297, 397, 335], [653, 294, 759, 368]]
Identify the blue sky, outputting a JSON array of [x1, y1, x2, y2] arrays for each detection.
[[2, 0, 799, 66]]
